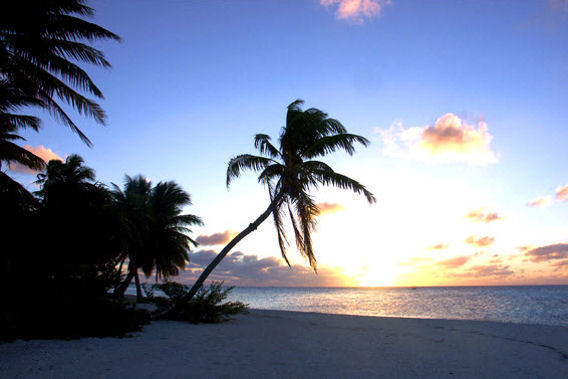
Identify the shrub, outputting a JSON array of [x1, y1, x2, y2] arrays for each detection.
[[153, 281, 248, 323]]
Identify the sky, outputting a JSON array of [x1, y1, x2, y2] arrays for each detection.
[[9, 0, 568, 287]]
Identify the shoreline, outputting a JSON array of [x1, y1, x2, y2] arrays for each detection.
[[1, 309, 567, 377], [247, 308, 568, 328]]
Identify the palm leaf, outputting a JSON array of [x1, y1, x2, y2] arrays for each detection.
[[302, 133, 370, 159], [227, 154, 275, 187], [254, 134, 280, 158]]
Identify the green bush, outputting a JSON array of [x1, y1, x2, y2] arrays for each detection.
[[152, 281, 248, 323]]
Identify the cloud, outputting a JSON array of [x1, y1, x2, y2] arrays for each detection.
[[317, 202, 345, 215], [464, 235, 495, 248], [452, 264, 514, 278], [526, 184, 568, 208], [489, 254, 502, 264], [526, 196, 553, 208], [437, 255, 471, 268], [195, 230, 234, 246], [8, 145, 63, 174], [553, 260, 568, 271], [555, 184, 568, 201], [185, 250, 349, 286], [376, 114, 498, 165], [427, 242, 449, 250], [517, 245, 533, 252], [320, 0, 390, 23], [524, 243, 568, 263], [465, 208, 503, 223]]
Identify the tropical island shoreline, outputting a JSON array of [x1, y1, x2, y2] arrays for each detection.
[[1, 309, 567, 378]]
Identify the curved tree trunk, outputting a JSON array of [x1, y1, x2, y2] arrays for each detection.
[[114, 259, 136, 297], [134, 268, 143, 301], [171, 193, 283, 313]]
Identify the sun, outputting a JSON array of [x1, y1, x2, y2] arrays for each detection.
[[341, 261, 400, 287], [356, 266, 398, 287]]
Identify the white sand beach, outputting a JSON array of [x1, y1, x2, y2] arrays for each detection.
[[1, 310, 567, 378]]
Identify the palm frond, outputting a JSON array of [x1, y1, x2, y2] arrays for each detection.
[[302, 133, 370, 159], [268, 181, 290, 267], [0, 140, 45, 170], [0, 113, 41, 131], [37, 90, 93, 146], [227, 154, 275, 187], [254, 134, 280, 158], [309, 162, 376, 204], [287, 201, 305, 258], [292, 192, 318, 270], [258, 163, 285, 185]]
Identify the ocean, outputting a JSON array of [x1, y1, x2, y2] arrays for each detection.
[[226, 286, 568, 326]]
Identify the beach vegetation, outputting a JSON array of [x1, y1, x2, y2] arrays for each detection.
[[0, 155, 152, 341], [152, 281, 248, 323]]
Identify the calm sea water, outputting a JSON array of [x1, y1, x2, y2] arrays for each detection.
[[227, 286, 568, 326]]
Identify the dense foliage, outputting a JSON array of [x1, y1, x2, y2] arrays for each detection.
[[0, 153, 210, 340], [0, 155, 151, 340]]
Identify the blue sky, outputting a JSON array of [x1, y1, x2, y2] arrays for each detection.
[[12, 0, 568, 286]]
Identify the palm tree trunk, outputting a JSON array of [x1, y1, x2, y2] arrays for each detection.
[[134, 268, 143, 301], [175, 193, 283, 309], [114, 259, 136, 297], [113, 255, 127, 292]]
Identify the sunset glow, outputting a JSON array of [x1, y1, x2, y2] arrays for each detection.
[[10, 0, 568, 288]]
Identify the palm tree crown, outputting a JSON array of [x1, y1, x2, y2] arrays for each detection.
[[35, 154, 96, 200], [112, 175, 203, 298], [227, 99, 376, 269], [0, 0, 121, 146]]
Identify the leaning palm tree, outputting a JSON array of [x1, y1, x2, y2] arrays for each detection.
[[112, 176, 202, 300], [181, 100, 376, 303], [0, 0, 121, 146]]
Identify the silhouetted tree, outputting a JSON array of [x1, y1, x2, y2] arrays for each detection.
[[0, 80, 45, 202], [140, 181, 203, 281], [34, 154, 122, 300], [180, 100, 376, 304], [112, 176, 202, 301], [0, 0, 120, 146]]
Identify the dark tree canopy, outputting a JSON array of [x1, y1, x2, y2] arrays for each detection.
[[0, 0, 120, 146]]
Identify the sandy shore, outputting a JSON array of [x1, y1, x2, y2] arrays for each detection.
[[1, 309, 567, 378]]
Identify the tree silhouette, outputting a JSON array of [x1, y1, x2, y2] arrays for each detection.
[[112, 175, 202, 300], [0, 0, 120, 146], [180, 100, 375, 305]]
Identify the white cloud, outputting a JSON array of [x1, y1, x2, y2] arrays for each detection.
[[555, 184, 568, 201], [8, 145, 64, 174], [526, 196, 553, 208], [320, 0, 391, 23], [376, 114, 498, 165]]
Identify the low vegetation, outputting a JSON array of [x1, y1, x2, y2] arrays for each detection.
[[146, 281, 248, 323]]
